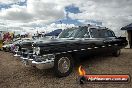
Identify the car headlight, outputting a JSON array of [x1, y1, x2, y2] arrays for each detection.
[[33, 47, 40, 55]]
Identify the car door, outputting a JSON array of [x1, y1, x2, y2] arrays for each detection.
[[87, 28, 106, 54], [101, 30, 117, 52]]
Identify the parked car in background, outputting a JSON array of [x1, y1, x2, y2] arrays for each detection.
[[2, 38, 21, 52], [20, 25, 127, 77]]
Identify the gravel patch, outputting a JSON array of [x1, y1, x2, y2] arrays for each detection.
[[0, 49, 132, 88]]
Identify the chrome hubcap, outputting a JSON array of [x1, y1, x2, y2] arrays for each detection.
[[58, 57, 70, 73]]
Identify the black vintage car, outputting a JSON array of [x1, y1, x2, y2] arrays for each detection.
[[22, 26, 127, 77]]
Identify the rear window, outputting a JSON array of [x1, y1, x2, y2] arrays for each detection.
[[101, 30, 115, 37], [90, 28, 115, 38]]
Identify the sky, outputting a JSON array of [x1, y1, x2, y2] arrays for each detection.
[[0, 0, 132, 35]]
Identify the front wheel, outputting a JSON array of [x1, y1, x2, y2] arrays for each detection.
[[54, 54, 74, 77], [112, 49, 121, 57]]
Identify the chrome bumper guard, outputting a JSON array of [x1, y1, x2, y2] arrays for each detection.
[[32, 59, 54, 69], [22, 54, 55, 69]]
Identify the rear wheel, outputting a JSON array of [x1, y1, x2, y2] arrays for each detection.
[[54, 54, 74, 77], [112, 49, 121, 57]]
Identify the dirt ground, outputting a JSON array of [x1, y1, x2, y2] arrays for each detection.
[[0, 49, 132, 88]]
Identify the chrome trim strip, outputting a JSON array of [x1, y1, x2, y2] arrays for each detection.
[[32, 60, 54, 64], [67, 51, 72, 52], [22, 57, 28, 60], [21, 48, 27, 50], [14, 54, 20, 57], [56, 53, 61, 55], [108, 45, 112, 46], [87, 48, 92, 49], [81, 49, 85, 51], [94, 47, 98, 49], [20, 57, 23, 59], [114, 44, 118, 46], [73, 50, 78, 51], [102, 46, 105, 48]]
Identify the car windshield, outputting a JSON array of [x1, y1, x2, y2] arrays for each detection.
[[58, 28, 77, 38]]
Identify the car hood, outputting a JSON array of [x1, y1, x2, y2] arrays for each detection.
[[20, 37, 51, 45]]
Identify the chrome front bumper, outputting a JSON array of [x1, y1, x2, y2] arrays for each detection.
[[22, 54, 55, 69], [32, 60, 54, 69]]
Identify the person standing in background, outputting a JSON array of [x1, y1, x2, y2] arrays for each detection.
[[0, 32, 2, 40], [0, 32, 3, 50]]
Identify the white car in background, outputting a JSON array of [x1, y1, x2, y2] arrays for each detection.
[[2, 38, 32, 52]]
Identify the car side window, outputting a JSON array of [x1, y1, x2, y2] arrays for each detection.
[[59, 29, 77, 38], [74, 27, 90, 38], [103, 30, 115, 37], [107, 30, 115, 37], [100, 30, 109, 38], [89, 28, 100, 38]]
